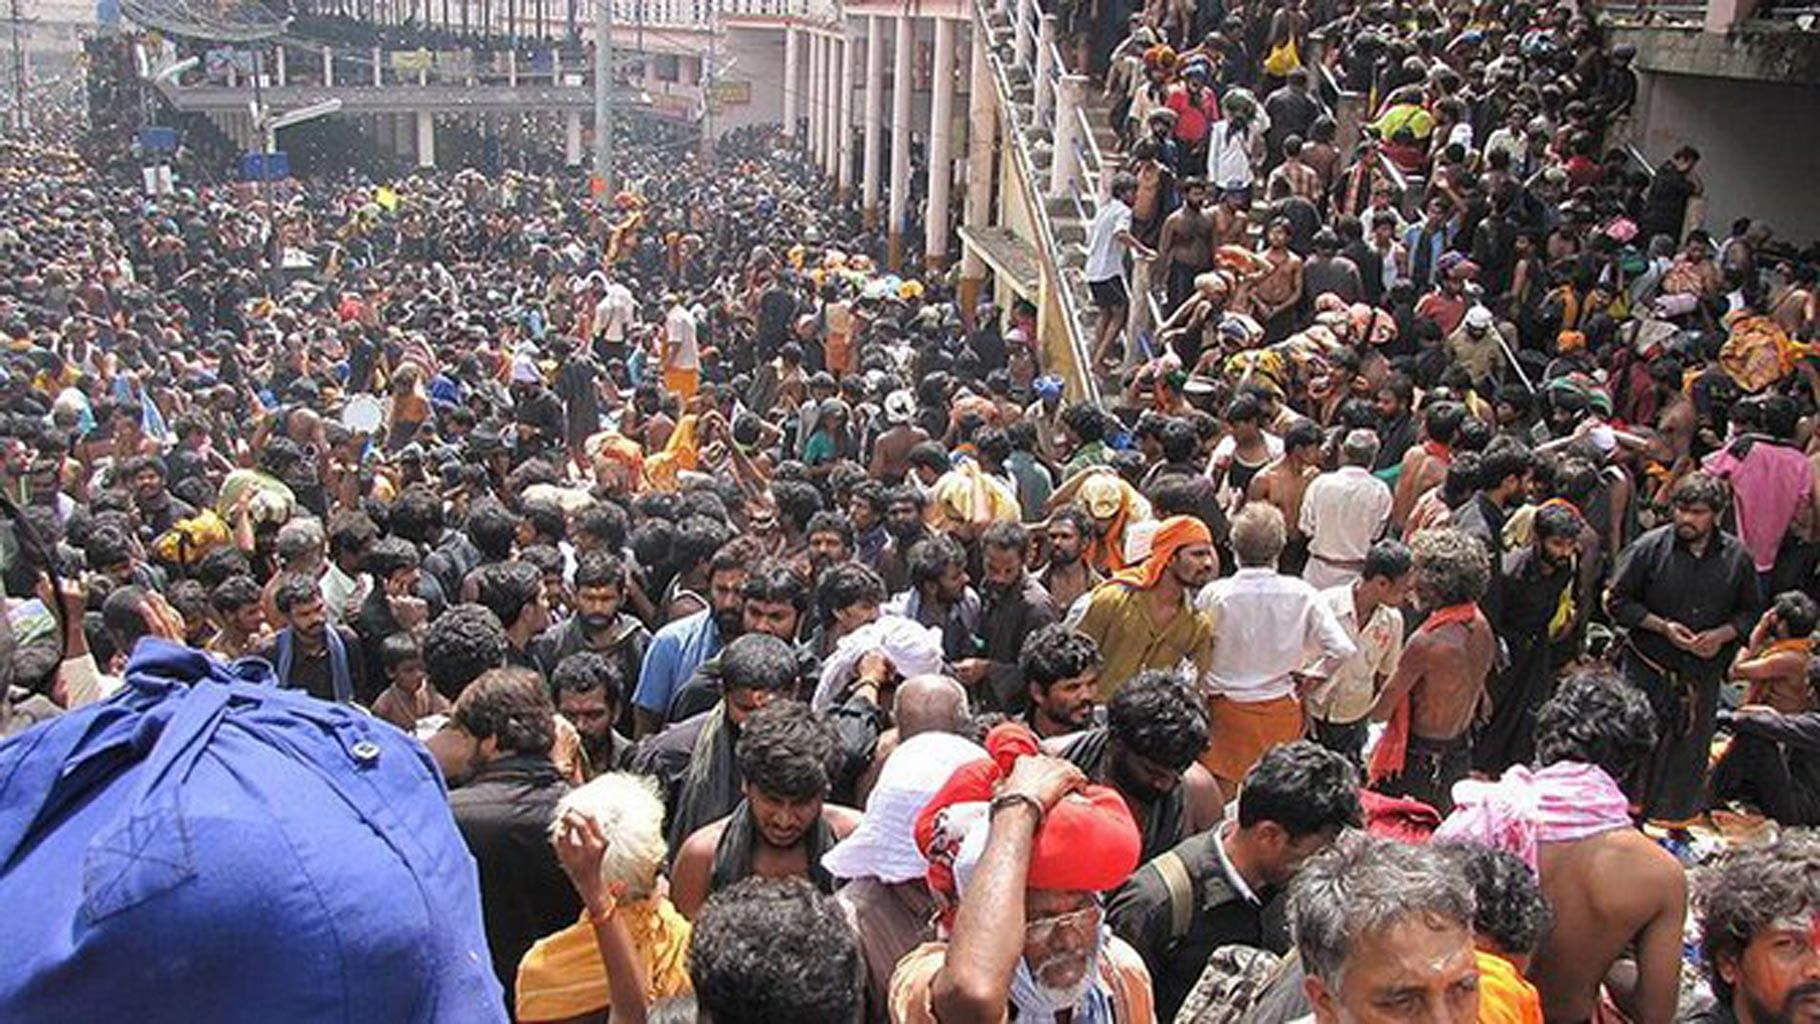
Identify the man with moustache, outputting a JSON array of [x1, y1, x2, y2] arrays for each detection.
[[894, 731, 1151, 1024], [1038, 507, 1101, 614], [961, 521, 1057, 712], [1074, 516, 1220, 699], [1475, 504, 1582, 775], [669, 700, 860, 919], [1694, 833, 1820, 1024], [533, 550, 649, 720], [1608, 472, 1761, 825], [1020, 625, 1103, 739], [632, 538, 760, 736], [1054, 671, 1222, 863]]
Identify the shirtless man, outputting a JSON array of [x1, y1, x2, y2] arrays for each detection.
[[671, 701, 861, 919], [868, 393, 930, 485], [1391, 400, 1467, 532], [1211, 187, 1252, 248], [1157, 178, 1218, 317], [1249, 420, 1323, 575], [1651, 359, 1696, 479], [1487, 675, 1686, 1024], [1250, 219, 1305, 341], [1368, 527, 1495, 814]]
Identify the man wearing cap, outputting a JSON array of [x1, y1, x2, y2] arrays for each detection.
[[870, 391, 930, 485], [1446, 304, 1512, 389], [892, 726, 1151, 1024], [828, 733, 989, 1024], [1072, 515, 1219, 699]]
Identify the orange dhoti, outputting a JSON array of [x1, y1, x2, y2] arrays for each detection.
[[663, 366, 700, 401], [1202, 694, 1304, 783]]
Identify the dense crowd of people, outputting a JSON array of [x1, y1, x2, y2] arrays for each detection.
[[2, 0, 1820, 1019]]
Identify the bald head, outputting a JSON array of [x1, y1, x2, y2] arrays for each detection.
[[892, 674, 969, 739]]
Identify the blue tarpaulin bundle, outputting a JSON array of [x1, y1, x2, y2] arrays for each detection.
[[0, 640, 505, 1022]]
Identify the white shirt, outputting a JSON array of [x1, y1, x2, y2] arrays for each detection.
[[1303, 584, 1405, 724], [1299, 465, 1392, 585], [1196, 567, 1357, 702], [1206, 115, 1267, 191], [664, 304, 699, 371], [595, 282, 635, 342], [1084, 196, 1133, 283]]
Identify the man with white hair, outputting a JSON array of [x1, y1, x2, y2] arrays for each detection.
[[1298, 429, 1393, 589], [1290, 833, 1480, 1024], [826, 732, 989, 1024], [1197, 502, 1356, 799], [516, 772, 695, 1023]]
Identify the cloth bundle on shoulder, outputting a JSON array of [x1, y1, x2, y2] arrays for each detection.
[[0, 639, 504, 1023]]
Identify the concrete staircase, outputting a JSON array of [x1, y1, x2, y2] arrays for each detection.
[[975, 0, 1138, 394]]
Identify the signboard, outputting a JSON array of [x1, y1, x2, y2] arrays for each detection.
[[142, 165, 174, 196], [240, 151, 290, 182], [434, 49, 474, 79], [139, 126, 179, 152], [709, 80, 750, 105], [390, 49, 433, 72]]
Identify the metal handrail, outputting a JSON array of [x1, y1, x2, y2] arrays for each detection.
[[977, 0, 1101, 405], [1623, 141, 1657, 182]]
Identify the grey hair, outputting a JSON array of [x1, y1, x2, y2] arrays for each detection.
[[1341, 429, 1381, 468], [551, 772, 669, 901], [1230, 502, 1287, 568], [1410, 527, 1491, 608], [275, 516, 326, 565], [1290, 833, 1476, 987]]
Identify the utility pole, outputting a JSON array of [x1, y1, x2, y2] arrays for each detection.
[[700, 0, 714, 161], [7, 0, 25, 132], [592, 0, 612, 194]]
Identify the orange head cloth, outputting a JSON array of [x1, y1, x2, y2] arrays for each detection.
[[1108, 515, 1212, 590], [915, 723, 1141, 905]]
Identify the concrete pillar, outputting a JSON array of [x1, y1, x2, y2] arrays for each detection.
[[924, 17, 955, 272], [960, 24, 995, 313], [1013, 0, 1033, 70], [565, 109, 583, 165], [808, 33, 823, 167], [372, 45, 383, 85], [1034, 14, 1056, 124], [836, 35, 854, 195], [398, 113, 415, 160], [1049, 74, 1081, 198], [552, 50, 561, 84], [783, 27, 801, 143], [823, 35, 840, 179], [507, 48, 517, 86], [273, 46, 287, 87], [887, 13, 912, 270], [1706, 0, 1760, 32], [862, 15, 882, 225], [323, 46, 334, 87], [416, 109, 436, 167]]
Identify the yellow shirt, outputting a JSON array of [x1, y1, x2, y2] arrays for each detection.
[[1474, 950, 1543, 1024], [514, 896, 694, 1023], [1073, 582, 1216, 699]]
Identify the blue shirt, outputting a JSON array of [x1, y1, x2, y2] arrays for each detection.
[[633, 609, 722, 716]]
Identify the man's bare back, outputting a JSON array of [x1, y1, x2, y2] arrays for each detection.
[[1405, 617, 1495, 740], [1392, 447, 1447, 532], [1531, 829, 1686, 1024], [1250, 460, 1316, 540]]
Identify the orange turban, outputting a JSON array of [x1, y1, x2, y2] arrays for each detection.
[[915, 723, 1141, 901], [1108, 515, 1212, 590], [1556, 330, 1587, 354]]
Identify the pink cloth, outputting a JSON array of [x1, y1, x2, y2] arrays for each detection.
[[1433, 762, 1632, 871], [1704, 443, 1814, 573]]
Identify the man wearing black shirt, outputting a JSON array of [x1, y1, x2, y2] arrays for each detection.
[[1608, 472, 1761, 824]]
